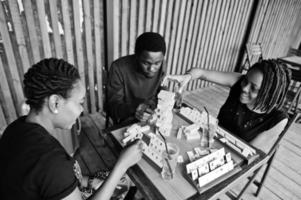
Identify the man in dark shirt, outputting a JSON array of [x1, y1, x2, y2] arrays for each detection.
[[107, 32, 166, 124]]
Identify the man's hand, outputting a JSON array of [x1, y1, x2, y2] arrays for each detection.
[[135, 103, 154, 122], [161, 74, 192, 93]]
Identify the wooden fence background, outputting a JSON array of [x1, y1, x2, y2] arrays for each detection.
[[1, 0, 301, 138]]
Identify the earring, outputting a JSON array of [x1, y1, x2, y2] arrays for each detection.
[[54, 110, 58, 114]]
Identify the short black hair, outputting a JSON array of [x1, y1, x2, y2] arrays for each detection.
[[135, 32, 166, 56], [250, 59, 291, 113], [23, 58, 80, 111]]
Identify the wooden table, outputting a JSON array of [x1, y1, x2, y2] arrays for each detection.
[[104, 111, 267, 200], [278, 56, 301, 69]]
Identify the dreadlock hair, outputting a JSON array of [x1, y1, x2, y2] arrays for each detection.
[[250, 59, 291, 113], [135, 32, 166, 56], [23, 58, 80, 112]]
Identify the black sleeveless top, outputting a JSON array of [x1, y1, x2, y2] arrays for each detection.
[[217, 77, 287, 142]]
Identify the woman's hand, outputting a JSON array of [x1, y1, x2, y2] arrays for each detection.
[[118, 140, 143, 169], [162, 74, 192, 93]]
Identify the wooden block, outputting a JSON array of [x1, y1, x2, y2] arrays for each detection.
[[197, 163, 210, 176], [186, 148, 225, 174], [198, 160, 234, 188], [226, 141, 243, 153], [177, 155, 184, 163], [242, 148, 252, 157], [176, 127, 183, 139], [187, 151, 195, 162], [191, 169, 198, 180], [219, 137, 227, 143], [225, 152, 232, 163]]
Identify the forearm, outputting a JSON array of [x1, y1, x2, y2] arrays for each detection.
[[186, 68, 241, 87], [88, 161, 127, 200]]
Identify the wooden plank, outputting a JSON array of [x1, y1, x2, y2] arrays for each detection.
[[280, 139, 301, 157], [121, 0, 129, 56], [276, 146, 301, 175], [0, 3, 24, 115], [8, 0, 31, 73], [162, 0, 174, 60], [267, 0, 290, 57], [151, 0, 160, 32], [49, 0, 63, 58], [170, 0, 187, 76], [264, 0, 282, 57], [61, 0, 75, 64], [186, 0, 204, 90], [94, 0, 104, 112], [36, 0, 52, 57], [112, 0, 120, 60], [165, 0, 180, 75], [181, 0, 200, 75], [267, 167, 301, 199], [145, 0, 152, 32], [283, 123, 301, 148], [203, 0, 222, 74], [137, 0, 145, 35], [196, 0, 216, 88], [190, 0, 209, 90], [222, 0, 243, 73], [83, 0, 96, 113], [23, 0, 41, 63], [174, 0, 192, 75], [72, 0, 88, 113], [228, 179, 282, 200], [0, 56, 17, 123], [158, 0, 168, 36], [227, 0, 251, 71], [273, 159, 301, 194], [128, 0, 137, 54]]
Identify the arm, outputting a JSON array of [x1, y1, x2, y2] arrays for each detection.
[[162, 68, 242, 93], [63, 141, 143, 200], [107, 63, 139, 122], [250, 118, 288, 154]]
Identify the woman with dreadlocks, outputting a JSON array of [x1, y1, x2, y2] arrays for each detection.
[[163, 59, 291, 153]]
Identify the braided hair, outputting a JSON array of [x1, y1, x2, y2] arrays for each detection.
[[250, 59, 291, 113], [23, 58, 80, 112]]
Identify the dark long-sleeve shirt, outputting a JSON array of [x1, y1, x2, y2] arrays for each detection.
[[107, 55, 166, 124]]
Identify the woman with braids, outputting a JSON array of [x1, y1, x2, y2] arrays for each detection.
[[0, 58, 143, 200], [163, 59, 291, 153]]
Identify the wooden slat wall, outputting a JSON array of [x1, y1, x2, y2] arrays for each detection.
[[0, 0, 105, 134], [246, 0, 301, 60], [109, 0, 301, 90], [110, 0, 255, 91], [0, 0, 106, 154], [1, 0, 301, 136]]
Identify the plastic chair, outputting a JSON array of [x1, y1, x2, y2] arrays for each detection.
[[235, 111, 301, 199], [240, 43, 263, 74]]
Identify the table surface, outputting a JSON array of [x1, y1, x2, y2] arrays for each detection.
[[278, 56, 301, 67], [107, 111, 267, 200]]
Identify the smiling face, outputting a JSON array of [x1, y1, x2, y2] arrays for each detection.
[[137, 50, 164, 78], [55, 80, 86, 130], [239, 69, 263, 108]]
